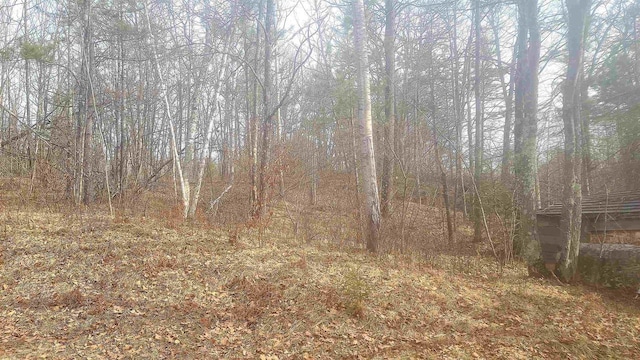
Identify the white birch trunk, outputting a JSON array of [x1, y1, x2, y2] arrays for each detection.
[[143, 1, 190, 218], [353, 0, 381, 253], [187, 49, 230, 218]]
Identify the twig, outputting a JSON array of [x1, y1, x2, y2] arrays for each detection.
[[208, 183, 233, 215]]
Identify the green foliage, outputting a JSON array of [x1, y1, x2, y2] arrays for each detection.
[[480, 181, 515, 219], [332, 73, 356, 116], [578, 256, 640, 289], [207, 161, 217, 177], [340, 266, 370, 318], [20, 41, 55, 62], [0, 46, 14, 61], [615, 104, 640, 153], [591, 103, 640, 165], [115, 19, 135, 34]]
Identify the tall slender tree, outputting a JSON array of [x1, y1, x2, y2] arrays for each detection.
[[78, 0, 95, 205], [353, 0, 381, 253], [472, 0, 484, 243], [143, 0, 190, 217], [381, 0, 396, 218], [513, 0, 542, 266], [250, 0, 264, 213], [558, 0, 591, 281], [257, 0, 276, 218]]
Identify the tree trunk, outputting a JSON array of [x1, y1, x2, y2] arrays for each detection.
[[430, 76, 454, 244], [350, 111, 364, 245], [250, 0, 264, 214], [381, 0, 396, 218], [513, 0, 542, 265], [448, 2, 462, 229], [187, 6, 231, 219], [309, 137, 318, 206], [275, 51, 285, 198], [79, 0, 95, 205], [353, 0, 381, 253], [490, 10, 515, 184], [580, 69, 591, 196], [558, 0, 591, 281], [257, 0, 275, 218], [143, 1, 190, 217], [472, 0, 484, 243], [187, 61, 229, 218], [117, 4, 127, 193]]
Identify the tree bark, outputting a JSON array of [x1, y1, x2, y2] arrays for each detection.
[[79, 0, 95, 205], [430, 74, 454, 244], [513, 0, 542, 266], [490, 10, 515, 184], [353, 0, 381, 253], [448, 2, 463, 229], [558, 0, 591, 281], [250, 0, 264, 214], [143, 1, 190, 217], [257, 0, 275, 218], [472, 0, 484, 243], [187, 45, 230, 218], [381, 0, 396, 218], [580, 69, 591, 196], [309, 137, 318, 206]]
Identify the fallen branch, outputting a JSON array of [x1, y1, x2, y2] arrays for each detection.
[[208, 183, 233, 215]]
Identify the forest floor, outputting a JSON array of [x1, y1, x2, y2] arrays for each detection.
[[1, 199, 640, 359]]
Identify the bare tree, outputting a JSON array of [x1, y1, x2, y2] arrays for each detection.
[[78, 0, 95, 205], [512, 0, 542, 266], [144, 1, 190, 217], [558, 0, 591, 281], [256, 0, 276, 218], [472, 0, 484, 243], [353, 0, 381, 253], [187, 2, 234, 219], [381, 0, 396, 218]]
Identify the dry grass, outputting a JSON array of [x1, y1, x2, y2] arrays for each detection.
[[1, 171, 640, 359], [1, 201, 639, 359]]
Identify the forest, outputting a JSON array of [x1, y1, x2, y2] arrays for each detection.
[[1, 0, 639, 358]]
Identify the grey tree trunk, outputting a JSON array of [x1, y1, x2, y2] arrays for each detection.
[[558, 0, 591, 281], [430, 75, 454, 244], [353, 0, 381, 253], [448, 3, 463, 229], [513, 0, 542, 266], [309, 137, 318, 206], [489, 11, 515, 184], [257, 0, 275, 218], [274, 51, 285, 198], [472, 0, 484, 243], [144, 0, 190, 217], [79, 0, 95, 205], [187, 3, 232, 219], [381, 0, 396, 218], [23, 0, 35, 193], [580, 70, 591, 196], [187, 49, 229, 219], [116, 4, 127, 193], [350, 112, 364, 245], [250, 0, 264, 214]]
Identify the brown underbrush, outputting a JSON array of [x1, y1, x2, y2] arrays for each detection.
[[1, 176, 639, 359]]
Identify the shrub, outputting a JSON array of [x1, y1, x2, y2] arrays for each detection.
[[340, 267, 370, 318]]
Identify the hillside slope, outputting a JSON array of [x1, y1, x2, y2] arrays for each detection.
[[1, 206, 639, 359]]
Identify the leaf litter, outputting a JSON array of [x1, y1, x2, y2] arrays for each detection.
[[0, 207, 639, 359]]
